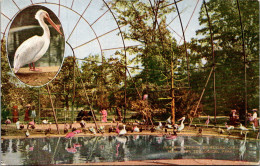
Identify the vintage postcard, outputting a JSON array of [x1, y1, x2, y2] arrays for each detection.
[[1, 0, 259, 165]]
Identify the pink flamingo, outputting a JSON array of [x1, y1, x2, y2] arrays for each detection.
[[27, 120, 35, 129], [116, 143, 120, 157], [205, 115, 210, 128], [65, 132, 75, 138], [66, 147, 77, 153], [73, 143, 82, 148], [116, 122, 120, 134], [74, 129, 82, 134]]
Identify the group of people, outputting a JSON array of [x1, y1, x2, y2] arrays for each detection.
[[229, 108, 258, 127], [11, 104, 36, 123], [76, 107, 123, 123]]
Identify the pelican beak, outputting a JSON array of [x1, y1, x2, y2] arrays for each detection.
[[46, 14, 63, 36], [178, 117, 183, 121]]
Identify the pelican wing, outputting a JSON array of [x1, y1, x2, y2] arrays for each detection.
[[14, 36, 45, 69]]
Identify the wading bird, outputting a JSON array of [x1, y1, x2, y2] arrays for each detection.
[[239, 123, 249, 135], [177, 117, 185, 132], [205, 115, 210, 128], [119, 125, 127, 136], [225, 122, 234, 135], [13, 10, 63, 73]]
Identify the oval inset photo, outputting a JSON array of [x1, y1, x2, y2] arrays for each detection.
[[7, 5, 65, 87]]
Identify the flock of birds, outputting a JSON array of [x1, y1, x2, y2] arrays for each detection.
[[3, 115, 259, 140]]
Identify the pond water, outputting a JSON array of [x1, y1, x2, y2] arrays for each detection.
[[1, 135, 260, 165]]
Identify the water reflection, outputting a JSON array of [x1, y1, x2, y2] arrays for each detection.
[[1, 135, 260, 165]]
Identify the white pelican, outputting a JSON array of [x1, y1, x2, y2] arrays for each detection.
[[177, 117, 185, 132], [119, 125, 127, 135], [13, 10, 63, 73], [239, 123, 249, 135]]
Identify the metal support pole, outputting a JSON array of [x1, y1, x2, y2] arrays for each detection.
[[171, 51, 175, 125], [189, 67, 214, 127], [46, 85, 60, 134], [174, 0, 190, 87], [203, 0, 217, 125], [236, 0, 247, 125]]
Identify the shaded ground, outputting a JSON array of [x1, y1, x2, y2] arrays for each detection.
[[14, 66, 60, 86]]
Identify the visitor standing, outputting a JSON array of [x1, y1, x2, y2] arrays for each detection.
[[31, 106, 36, 121], [24, 104, 31, 122], [116, 107, 122, 121], [252, 109, 258, 127], [100, 108, 107, 122], [12, 105, 19, 123]]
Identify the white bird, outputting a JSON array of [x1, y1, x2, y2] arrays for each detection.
[[166, 124, 173, 129], [133, 126, 140, 132], [119, 125, 127, 135], [13, 10, 63, 73], [177, 117, 185, 132], [25, 130, 30, 137], [99, 125, 105, 133], [16, 121, 20, 129], [252, 124, 256, 132], [239, 123, 249, 135], [155, 122, 163, 131], [89, 127, 96, 135], [166, 116, 171, 124], [225, 122, 234, 134], [42, 119, 48, 124]]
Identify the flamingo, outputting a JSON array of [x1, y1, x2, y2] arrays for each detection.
[[115, 122, 120, 134], [13, 10, 63, 73], [177, 117, 185, 132], [205, 115, 210, 128], [225, 122, 234, 135], [65, 132, 75, 138], [119, 125, 127, 136]]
